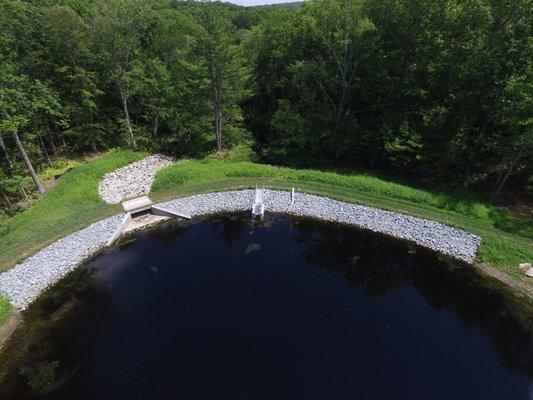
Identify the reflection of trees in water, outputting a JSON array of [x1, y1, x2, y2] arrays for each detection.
[[146, 219, 188, 248], [209, 213, 250, 249], [1, 214, 531, 399], [292, 216, 533, 379], [0, 268, 110, 399]]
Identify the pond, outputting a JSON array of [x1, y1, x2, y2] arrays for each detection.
[[0, 213, 531, 399]]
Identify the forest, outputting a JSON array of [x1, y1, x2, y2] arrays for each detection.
[[0, 0, 531, 218]]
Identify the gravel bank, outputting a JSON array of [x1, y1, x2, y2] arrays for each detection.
[[0, 189, 481, 311], [0, 215, 124, 310], [98, 154, 175, 204], [157, 190, 482, 263]]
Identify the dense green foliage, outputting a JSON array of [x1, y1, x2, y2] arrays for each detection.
[[247, 0, 532, 192], [0, 0, 258, 213], [0, 0, 531, 213]]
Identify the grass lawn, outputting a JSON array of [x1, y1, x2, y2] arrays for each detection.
[[0, 147, 531, 324], [0, 295, 11, 326]]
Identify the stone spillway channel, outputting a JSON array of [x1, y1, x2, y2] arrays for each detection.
[[98, 154, 175, 204], [0, 190, 481, 310]]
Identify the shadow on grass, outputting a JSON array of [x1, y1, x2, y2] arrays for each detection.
[[490, 209, 533, 239]]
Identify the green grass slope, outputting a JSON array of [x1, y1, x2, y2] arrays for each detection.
[[0, 150, 146, 273]]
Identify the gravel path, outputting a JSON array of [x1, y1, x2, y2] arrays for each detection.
[[0, 189, 481, 310], [98, 154, 175, 204]]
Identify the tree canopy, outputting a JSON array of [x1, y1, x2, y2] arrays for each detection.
[[0, 0, 531, 213]]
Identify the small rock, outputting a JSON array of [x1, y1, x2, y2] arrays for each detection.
[[518, 263, 533, 277]]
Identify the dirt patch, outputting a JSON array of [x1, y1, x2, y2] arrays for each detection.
[[0, 312, 20, 349], [474, 262, 533, 300]]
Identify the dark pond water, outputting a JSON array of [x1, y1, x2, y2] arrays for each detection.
[[0, 213, 532, 399]]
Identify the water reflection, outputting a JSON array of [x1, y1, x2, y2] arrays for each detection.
[[209, 214, 249, 248], [292, 217, 533, 378], [0, 213, 531, 399], [0, 269, 110, 398]]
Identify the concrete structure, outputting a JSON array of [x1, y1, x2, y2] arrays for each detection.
[[106, 196, 191, 247], [252, 188, 265, 220], [122, 196, 153, 214]]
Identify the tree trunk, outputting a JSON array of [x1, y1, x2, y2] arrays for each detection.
[[0, 133, 13, 169], [210, 77, 222, 152], [491, 150, 522, 203], [2, 108, 45, 194], [46, 120, 58, 159], [12, 130, 45, 194], [20, 184, 29, 201], [214, 101, 222, 152], [0, 187, 12, 208], [152, 114, 160, 138], [119, 85, 137, 150], [335, 92, 347, 132], [38, 131, 53, 167], [49, 133, 58, 159], [205, 40, 223, 153], [1, 131, 29, 199], [60, 129, 67, 148]]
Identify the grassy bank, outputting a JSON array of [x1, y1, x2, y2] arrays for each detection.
[[0, 150, 145, 325], [0, 150, 146, 273], [0, 295, 11, 325], [0, 148, 531, 324]]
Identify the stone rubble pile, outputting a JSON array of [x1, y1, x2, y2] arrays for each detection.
[[98, 154, 175, 204]]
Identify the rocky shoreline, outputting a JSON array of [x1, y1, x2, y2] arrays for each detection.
[[0, 189, 482, 311], [158, 190, 482, 263], [0, 215, 124, 310]]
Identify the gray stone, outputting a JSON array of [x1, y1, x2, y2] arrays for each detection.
[[519, 263, 533, 277], [98, 154, 175, 204], [0, 189, 483, 311]]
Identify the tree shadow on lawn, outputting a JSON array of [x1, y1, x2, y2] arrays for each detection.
[[489, 209, 533, 239]]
